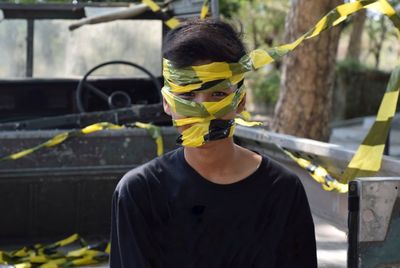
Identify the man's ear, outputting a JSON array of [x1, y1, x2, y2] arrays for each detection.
[[163, 96, 172, 116], [237, 93, 246, 113]]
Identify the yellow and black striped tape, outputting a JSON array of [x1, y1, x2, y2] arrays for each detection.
[[134, 122, 164, 156], [342, 65, 400, 182], [2, 0, 397, 188], [0, 122, 164, 162], [161, 0, 400, 182], [142, 0, 211, 28], [142, 0, 180, 29], [200, 0, 210, 19], [283, 149, 349, 193], [0, 234, 110, 268]]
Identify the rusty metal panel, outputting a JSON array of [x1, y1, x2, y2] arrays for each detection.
[[348, 178, 400, 268]]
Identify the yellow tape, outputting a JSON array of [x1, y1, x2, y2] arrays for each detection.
[[342, 64, 400, 182], [179, 121, 213, 147], [234, 118, 262, 127], [200, 0, 209, 19], [67, 248, 97, 258], [29, 255, 48, 263], [162, 0, 400, 176], [15, 263, 31, 268], [0, 234, 109, 268], [240, 110, 252, 120], [9, 148, 35, 160], [13, 247, 28, 258], [376, 91, 399, 121], [72, 256, 97, 266], [40, 258, 67, 268], [142, 0, 180, 29], [173, 116, 210, 127], [249, 49, 274, 69], [0, 122, 164, 162], [200, 6, 209, 19], [347, 145, 385, 171], [134, 122, 164, 155], [105, 243, 111, 254], [44, 132, 69, 147], [142, 0, 160, 12], [165, 18, 180, 29], [283, 149, 348, 193]]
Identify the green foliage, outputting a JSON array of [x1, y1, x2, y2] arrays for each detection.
[[248, 68, 280, 106], [237, 0, 289, 49], [220, 0, 288, 114], [219, 0, 245, 18]]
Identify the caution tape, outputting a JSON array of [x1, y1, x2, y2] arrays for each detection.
[[235, 110, 263, 127], [2, 0, 397, 185], [0, 234, 110, 268], [0, 122, 164, 162], [142, 0, 180, 29], [275, 0, 400, 183], [342, 65, 400, 182], [282, 148, 349, 193], [141, 0, 211, 28], [134, 122, 164, 155], [200, 0, 210, 19], [161, 0, 400, 181]]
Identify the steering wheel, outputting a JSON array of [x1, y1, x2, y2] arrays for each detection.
[[75, 61, 162, 113]]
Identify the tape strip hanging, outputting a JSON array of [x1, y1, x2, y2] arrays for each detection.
[[342, 66, 400, 182], [133, 122, 164, 155], [162, 0, 400, 180], [200, 0, 209, 19], [0, 0, 397, 184], [0, 122, 122, 162], [264, 0, 400, 183], [142, 0, 180, 29], [282, 148, 349, 193], [0, 122, 164, 162], [269, 0, 400, 181], [163, 0, 400, 94]]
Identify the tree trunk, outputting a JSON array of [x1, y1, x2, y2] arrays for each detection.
[[375, 16, 387, 68], [272, 0, 342, 141], [249, 0, 259, 49], [346, 9, 366, 62], [251, 18, 260, 49]]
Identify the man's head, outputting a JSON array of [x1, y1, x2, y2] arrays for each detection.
[[161, 19, 248, 147], [163, 19, 247, 68]]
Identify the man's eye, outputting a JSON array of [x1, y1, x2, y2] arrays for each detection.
[[178, 92, 195, 99], [212, 92, 228, 97]]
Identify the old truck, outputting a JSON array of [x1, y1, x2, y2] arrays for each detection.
[[0, 1, 399, 267]]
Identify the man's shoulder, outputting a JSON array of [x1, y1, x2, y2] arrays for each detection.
[[258, 153, 302, 189], [257, 154, 309, 210], [116, 147, 183, 194]]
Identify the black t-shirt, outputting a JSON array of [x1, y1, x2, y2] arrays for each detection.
[[110, 147, 317, 268]]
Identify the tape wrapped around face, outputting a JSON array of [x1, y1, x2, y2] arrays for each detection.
[[161, 79, 245, 147], [162, 0, 400, 149], [162, 84, 245, 119], [176, 119, 236, 147]]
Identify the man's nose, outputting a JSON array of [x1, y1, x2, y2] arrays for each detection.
[[193, 92, 208, 103]]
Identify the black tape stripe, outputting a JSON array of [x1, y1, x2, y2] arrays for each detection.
[[361, 119, 392, 146]]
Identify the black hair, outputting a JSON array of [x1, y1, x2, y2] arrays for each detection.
[[163, 19, 247, 67]]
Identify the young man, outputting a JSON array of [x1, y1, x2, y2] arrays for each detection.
[[110, 19, 317, 268]]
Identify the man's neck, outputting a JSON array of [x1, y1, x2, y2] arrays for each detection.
[[183, 138, 262, 184], [184, 138, 237, 173]]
